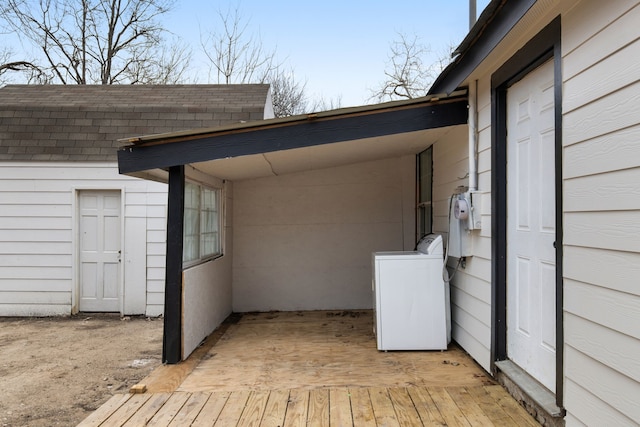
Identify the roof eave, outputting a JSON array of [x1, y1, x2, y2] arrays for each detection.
[[119, 90, 467, 147], [117, 91, 469, 175], [428, 0, 537, 95]]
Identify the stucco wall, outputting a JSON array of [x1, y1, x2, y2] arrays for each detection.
[[182, 181, 234, 359], [231, 156, 415, 312]]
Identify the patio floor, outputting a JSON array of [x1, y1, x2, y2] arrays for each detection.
[[78, 311, 540, 426]]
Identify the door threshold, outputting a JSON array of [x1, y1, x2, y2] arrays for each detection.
[[495, 360, 565, 427]]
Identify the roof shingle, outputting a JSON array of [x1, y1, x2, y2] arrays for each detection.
[[0, 84, 271, 162]]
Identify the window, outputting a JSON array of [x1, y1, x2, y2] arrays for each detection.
[[183, 181, 222, 264], [417, 147, 433, 239]]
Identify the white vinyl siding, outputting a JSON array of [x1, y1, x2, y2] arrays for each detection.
[[431, 124, 493, 372], [0, 162, 167, 317], [561, 0, 640, 424], [443, 0, 640, 422]]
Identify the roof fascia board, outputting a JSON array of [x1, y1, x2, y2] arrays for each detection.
[[119, 90, 466, 145], [429, 0, 537, 95], [118, 98, 468, 175]]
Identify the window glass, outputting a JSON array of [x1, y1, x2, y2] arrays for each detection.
[[200, 187, 220, 257], [419, 148, 432, 202], [417, 147, 433, 239], [183, 182, 221, 264], [183, 182, 200, 263]]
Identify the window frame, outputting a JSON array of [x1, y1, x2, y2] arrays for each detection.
[[182, 180, 223, 267], [416, 146, 433, 242]]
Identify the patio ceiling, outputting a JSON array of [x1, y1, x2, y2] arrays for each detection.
[[118, 91, 468, 182], [190, 126, 463, 181]]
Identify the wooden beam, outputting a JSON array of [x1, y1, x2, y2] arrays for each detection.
[[118, 100, 468, 174], [163, 165, 184, 364]]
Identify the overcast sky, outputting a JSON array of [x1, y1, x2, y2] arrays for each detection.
[[164, 0, 491, 107]]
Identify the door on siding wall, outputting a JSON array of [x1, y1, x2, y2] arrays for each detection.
[[506, 60, 556, 392], [79, 191, 121, 312]]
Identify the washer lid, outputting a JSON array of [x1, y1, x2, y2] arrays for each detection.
[[416, 233, 443, 255]]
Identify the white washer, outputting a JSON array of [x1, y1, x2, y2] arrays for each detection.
[[372, 234, 450, 351]]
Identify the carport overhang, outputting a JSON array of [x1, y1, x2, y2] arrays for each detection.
[[117, 91, 469, 364], [118, 91, 468, 179]]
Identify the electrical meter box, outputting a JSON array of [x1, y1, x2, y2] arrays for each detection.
[[447, 191, 478, 258]]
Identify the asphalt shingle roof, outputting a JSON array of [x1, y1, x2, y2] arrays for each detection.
[[0, 84, 270, 161]]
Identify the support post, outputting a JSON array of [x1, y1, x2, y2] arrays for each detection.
[[163, 165, 185, 364]]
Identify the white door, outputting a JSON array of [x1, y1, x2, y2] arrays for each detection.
[[79, 191, 121, 312], [506, 60, 556, 392]]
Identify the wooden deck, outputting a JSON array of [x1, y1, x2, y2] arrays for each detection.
[[78, 311, 540, 426]]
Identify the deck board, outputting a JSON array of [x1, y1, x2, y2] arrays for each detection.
[[78, 311, 540, 426], [485, 384, 541, 427], [446, 387, 494, 426], [307, 389, 330, 427], [260, 390, 290, 427], [329, 388, 354, 427], [190, 391, 229, 426], [369, 387, 400, 427], [166, 392, 210, 426], [349, 387, 377, 427], [389, 387, 423, 426], [407, 386, 447, 426], [102, 393, 152, 425], [122, 392, 171, 426], [428, 387, 472, 427], [283, 389, 309, 427], [237, 390, 269, 427], [214, 390, 250, 426], [76, 393, 133, 427], [146, 392, 190, 426]]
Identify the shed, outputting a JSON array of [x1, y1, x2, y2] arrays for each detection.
[[0, 84, 273, 316], [117, 0, 640, 425]]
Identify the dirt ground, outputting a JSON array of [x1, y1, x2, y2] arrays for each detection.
[[0, 315, 164, 427]]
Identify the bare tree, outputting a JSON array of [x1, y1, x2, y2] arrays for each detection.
[[266, 67, 308, 117], [0, 46, 46, 84], [0, 0, 191, 84], [122, 38, 193, 84], [200, 7, 309, 117], [201, 6, 277, 85], [309, 94, 343, 113], [371, 32, 454, 102]]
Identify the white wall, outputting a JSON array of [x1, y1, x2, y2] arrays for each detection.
[[182, 182, 234, 359], [0, 162, 166, 316], [561, 1, 640, 424], [430, 124, 492, 372], [231, 156, 415, 312], [444, 0, 640, 422], [182, 254, 232, 359]]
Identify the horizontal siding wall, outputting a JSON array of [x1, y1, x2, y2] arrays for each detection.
[[0, 162, 167, 316], [432, 122, 493, 373], [562, 1, 640, 424]]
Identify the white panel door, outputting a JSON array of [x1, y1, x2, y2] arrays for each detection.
[[506, 60, 556, 392], [79, 191, 121, 312]]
